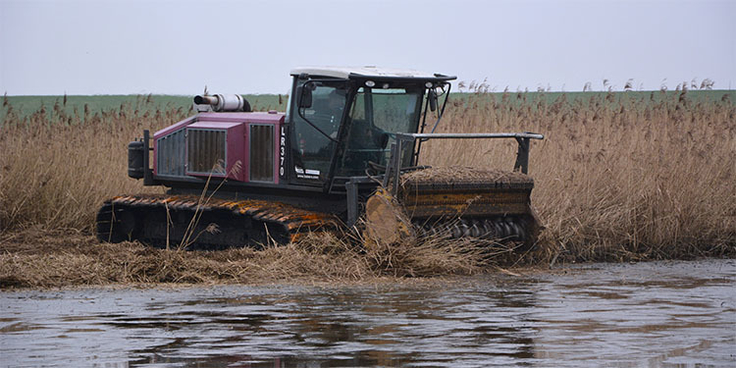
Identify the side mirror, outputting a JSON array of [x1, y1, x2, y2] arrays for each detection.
[[299, 82, 315, 109], [428, 89, 438, 112]]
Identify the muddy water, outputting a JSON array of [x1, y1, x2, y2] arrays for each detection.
[[1, 260, 734, 367]]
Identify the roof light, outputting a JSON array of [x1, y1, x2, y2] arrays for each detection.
[[365, 80, 375, 87]]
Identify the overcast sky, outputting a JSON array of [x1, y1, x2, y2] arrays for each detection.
[[1, 0, 734, 95]]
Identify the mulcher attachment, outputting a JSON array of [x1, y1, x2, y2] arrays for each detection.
[[96, 194, 340, 250], [396, 167, 542, 250]]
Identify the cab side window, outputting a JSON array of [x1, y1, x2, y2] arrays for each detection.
[[292, 86, 346, 179]]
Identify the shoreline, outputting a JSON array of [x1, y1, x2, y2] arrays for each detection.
[[1, 229, 732, 290]]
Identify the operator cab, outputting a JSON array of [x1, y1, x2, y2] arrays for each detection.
[[287, 66, 456, 191]]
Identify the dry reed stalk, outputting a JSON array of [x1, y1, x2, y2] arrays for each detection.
[[0, 91, 734, 288], [421, 91, 735, 262], [0, 100, 180, 232], [0, 226, 493, 288]]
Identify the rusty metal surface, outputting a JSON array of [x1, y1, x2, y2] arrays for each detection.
[[400, 190, 530, 218], [103, 164, 541, 248], [398, 165, 535, 218], [106, 194, 340, 243], [393, 167, 541, 247]]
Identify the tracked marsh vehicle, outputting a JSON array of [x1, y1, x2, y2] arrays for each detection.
[[97, 67, 544, 249]]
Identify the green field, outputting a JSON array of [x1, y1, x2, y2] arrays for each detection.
[[2, 90, 733, 121], [0, 94, 287, 121]]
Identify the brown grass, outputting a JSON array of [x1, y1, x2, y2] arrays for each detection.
[[0, 227, 490, 288], [421, 90, 736, 262], [0, 101, 177, 231], [1, 90, 734, 288]]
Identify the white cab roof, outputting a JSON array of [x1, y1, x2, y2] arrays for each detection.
[[290, 66, 449, 80]]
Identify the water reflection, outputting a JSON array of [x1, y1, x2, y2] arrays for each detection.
[[1, 259, 734, 367]]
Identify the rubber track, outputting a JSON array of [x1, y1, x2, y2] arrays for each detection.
[[97, 194, 341, 246]]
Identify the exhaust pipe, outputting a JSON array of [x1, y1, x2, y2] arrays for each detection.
[[193, 94, 251, 112]]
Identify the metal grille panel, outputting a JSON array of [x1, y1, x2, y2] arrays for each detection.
[[156, 129, 186, 176], [187, 129, 227, 175], [250, 125, 274, 182]]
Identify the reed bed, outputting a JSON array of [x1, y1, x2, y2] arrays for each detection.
[[0, 97, 181, 231], [421, 90, 735, 262], [0, 90, 734, 288]]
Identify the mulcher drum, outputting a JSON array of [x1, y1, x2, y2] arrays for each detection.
[[397, 167, 541, 248]]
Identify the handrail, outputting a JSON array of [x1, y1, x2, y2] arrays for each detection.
[[396, 132, 545, 141]]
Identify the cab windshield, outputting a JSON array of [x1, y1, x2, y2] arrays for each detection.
[[338, 87, 424, 176]]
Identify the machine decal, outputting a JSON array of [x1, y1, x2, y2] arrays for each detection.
[[295, 167, 320, 180], [279, 125, 287, 179]]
